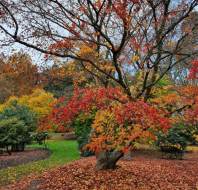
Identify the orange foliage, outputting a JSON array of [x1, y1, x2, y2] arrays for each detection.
[[0, 53, 39, 102], [39, 87, 127, 132], [88, 101, 170, 153]]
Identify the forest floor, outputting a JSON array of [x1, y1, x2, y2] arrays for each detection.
[[2, 148, 198, 190]]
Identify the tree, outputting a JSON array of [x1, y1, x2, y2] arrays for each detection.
[[183, 60, 198, 142], [0, 52, 39, 103], [50, 87, 170, 169], [88, 101, 170, 169], [17, 88, 56, 118], [151, 60, 198, 148], [41, 63, 73, 98], [189, 59, 198, 80], [0, 0, 198, 169], [42, 61, 93, 99], [171, 11, 198, 84], [0, 89, 56, 118], [49, 87, 127, 127], [0, 1, 197, 100]]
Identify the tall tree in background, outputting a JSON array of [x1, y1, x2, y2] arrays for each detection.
[[171, 11, 198, 84], [0, 53, 39, 102]]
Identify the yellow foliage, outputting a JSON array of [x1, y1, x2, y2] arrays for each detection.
[[0, 89, 56, 118], [0, 96, 18, 112], [87, 109, 118, 152], [151, 93, 179, 105], [131, 55, 140, 63], [18, 89, 56, 117], [88, 108, 150, 153], [78, 44, 97, 57]]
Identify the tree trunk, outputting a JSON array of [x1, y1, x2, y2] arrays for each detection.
[[11, 143, 25, 152], [6, 145, 11, 155], [95, 151, 124, 170], [18, 143, 25, 151], [11, 144, 18, 152]]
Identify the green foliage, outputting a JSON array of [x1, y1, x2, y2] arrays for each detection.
[[186, 124, 198, 145], [0, 102, 37, 152], [74, 113, 95, 157], [0, 101, 37, 131], [151, 75, 173, 98], [155, 124, 193, 159], [156, 75, 172, 88], [44, 78, 73, 98], [0, 118, 25, 153], [33, 132, 49, 145]]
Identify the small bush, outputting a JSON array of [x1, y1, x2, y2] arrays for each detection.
[[155, 124, 193, 159], [0, 117, 30, 154], [33, 132, 48, 145], [186, 124, 198, 145], [0, 101, 37, 153]]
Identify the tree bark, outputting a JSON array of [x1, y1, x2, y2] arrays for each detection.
[[95, 151, 124, 170], [11, 143, 25, 152], [6, 145, 11, 155]]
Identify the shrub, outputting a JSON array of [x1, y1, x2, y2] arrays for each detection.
[[155, 124, 193, 159], [0, 117, 31, 154], [0, 101, 37, 153], [0, 101, 37, 131], [33, 131, 48, 145]]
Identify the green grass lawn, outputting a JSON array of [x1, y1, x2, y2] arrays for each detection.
[[187, 145, 198, 152], [0, 140, 80, 186]]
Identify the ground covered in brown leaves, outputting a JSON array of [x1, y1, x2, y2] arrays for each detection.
[[3, 151, 198, 190]]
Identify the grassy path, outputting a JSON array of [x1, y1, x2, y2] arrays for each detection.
[[0, 140, 80, 186]]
